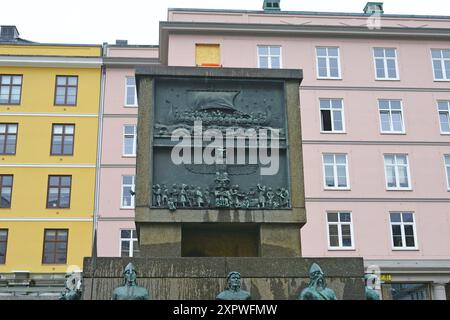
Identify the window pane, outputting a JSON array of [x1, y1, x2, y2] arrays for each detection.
[[270, 46, 280, 56], [2, 176, 12, 186], [433, 60, 443, 79], [385, 49, 396, 57], [316, 48, 327, 56], [374, 48, 384, 57], [393, 235, 403, 247], [376, 59, 385, 78], [387, 59, 397, 78], [45, 230, 56, 240], [390, 213, 401, 222], [337, 167, 347, 187], [121, 230, 131, 238], [55, 95, 66, 105], [335, 155, 346, 164], [317, 58, 327, 77], [259, 56, 269, 68], [61, 176, 71, 186], [402, 213, 414, 223], [431, 50, 441, 59], [258, 46, 269, 56], [380, 112, 391, 131], [332, 111, 343, 131], [342, 235, 352, 247], [12, 76, 21, 85], [328, 48, 338, 57], [57, 77, 67, 85], [122, 176, 134, 185], [341, 224, 351, 236], [126, 88, 136, 105], [327, 212, 338, 222], [439, 113, 450, 132], [329, 235, 339, 247], [124, 137, 135, 154], [328, 224, 339, 237], [339, 212, 351, 222], [325, 166, 334, 187], [271, 57, 280, 69], [60, 188, 71, 207], [384, 155, 394, 165], [124, 126, 135, 135], [68, 77, 77, 86], [391, 112, 403, 131], [321, 110, 332, 131]]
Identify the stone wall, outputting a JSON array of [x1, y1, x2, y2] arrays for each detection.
[[82, 257, 365, 300]]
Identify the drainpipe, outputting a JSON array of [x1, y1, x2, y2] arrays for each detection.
[[90, 42, 107, 298]]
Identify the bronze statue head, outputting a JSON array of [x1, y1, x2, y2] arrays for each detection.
[[123, 262, 138, 286], [226, 271, 242, 292]]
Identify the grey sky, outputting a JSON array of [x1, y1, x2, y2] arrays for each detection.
[[1, 0, 449, 45]]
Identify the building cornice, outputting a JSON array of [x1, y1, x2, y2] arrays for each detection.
[[0, 55, 102, 68], [103, 56, 160, 68], [159, 21, 450, 65]]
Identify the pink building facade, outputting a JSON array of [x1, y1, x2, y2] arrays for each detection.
[[160, 3, 450, 299], [96, 2, 450, 299], [96, 43, 158, 258]]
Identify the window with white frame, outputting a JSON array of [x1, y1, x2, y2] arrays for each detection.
[[373, 48, 399, 80], [257, 46, 281, 69], [445, 155, 450, 190], [125, 77, 137, 106], [323, 154, 349, 189], [378, 100, 405, 133], [121, 175, 135, 208], [438, 101, 450, 133], [390, 212, 417, 249], [431, 49, 450, 81], [327, 212, 353, 249], [120, 229, 139, 257], [384, 154, 411, 189], [123, 125, 136, 156], [316, 47, 341, 79], [320, 99, 345, 132]]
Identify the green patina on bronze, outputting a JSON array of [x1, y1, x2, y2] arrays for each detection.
[[59, 272, 82, 300], [216, 271, 251, 300], [299, 263, 337, 300], [364, 274, 381, 300], [112, 263, 150, 300]]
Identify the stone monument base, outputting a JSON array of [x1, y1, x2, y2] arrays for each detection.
[[82, 257, 365, 300]]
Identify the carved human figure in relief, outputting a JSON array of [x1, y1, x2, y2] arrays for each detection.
[[216, 271, 251, 300], [112, 263, 150, 300], [299, 263, 337, 300]]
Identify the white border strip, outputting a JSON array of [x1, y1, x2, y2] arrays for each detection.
[[0, 113, 98, 117], [0, 164, 95, 168], [0, 218, 92, 222], [0, 56, 102, 69]]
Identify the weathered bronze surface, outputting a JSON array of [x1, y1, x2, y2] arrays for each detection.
[[216, 271, 251, 300], [112, 263, 150, 300], [365, 274, 381, 300], [59, 272, 82, 300], [299, 263, 337, 300]]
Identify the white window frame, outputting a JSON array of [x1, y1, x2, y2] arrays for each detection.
[[124, 76, 138, 107], [316, 47, 341, 79], [257, 45, 282, 69], [120, 175, 135, 209], [322, 153, 350, 190], [378, 99, 405, 134], [373, 48, 400, 80], [384, 154, 412, 190], [431, 49, 450, 81], [444, 155, 450, 190], [438, 100, 450, 134], [389, 212, 418, 250], [319, 98, 346, 133], [119, 229, 139, 257], [326, 211, 355, 250], [122, 125, 137, 157]]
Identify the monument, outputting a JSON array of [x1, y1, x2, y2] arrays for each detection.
[[83, 66, 365, 300], [216, 271, 251, 300]]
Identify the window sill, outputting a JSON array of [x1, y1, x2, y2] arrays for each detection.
[[54, 105, 77, 107], [440, 132, 450, 135], [124, 105, 138, 108], [324, 187, 351, 191], [317, 77, 342, 80], [380, 132, 406, 135], [0, 104, 21, 106], [328, 247, 356, 251], [375, 78, 400, 81], [320, 131, 347, 134], [120, 207, 135, 210], [386, 188, 413, 191], [122, 155, 136, 158], [392, 248, 419, 251], [434, 79, 450, 82]]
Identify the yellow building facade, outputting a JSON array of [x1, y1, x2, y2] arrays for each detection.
[[0, 38, 102, 279]]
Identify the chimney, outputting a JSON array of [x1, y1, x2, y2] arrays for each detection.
[[364, 2, 384, 14], [0, 26, 19, 40], [263, 0, 281, 12], [115, 39, 128, 46]]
